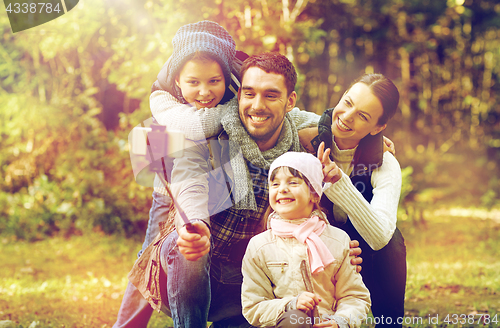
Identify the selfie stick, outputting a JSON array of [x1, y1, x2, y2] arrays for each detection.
[[155, 171, 195, 232], [145, 124, 195, 233]]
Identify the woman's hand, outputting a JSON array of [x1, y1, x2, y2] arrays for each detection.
[[296, 292, 321, 311], [177, 220, 211, 261], [298, 127, 318, 153], [383, 136, 396, 155], [317, 142, 341, 184]]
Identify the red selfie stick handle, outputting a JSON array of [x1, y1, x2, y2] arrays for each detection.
[[157, 173, 197, 233]]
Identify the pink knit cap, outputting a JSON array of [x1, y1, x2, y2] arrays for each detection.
[[268, 152, 323, 197]]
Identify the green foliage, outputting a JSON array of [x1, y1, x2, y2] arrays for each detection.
[[481, 177, 500, 208], [399, 166, 414, 205], [0, 89, 151, 240]]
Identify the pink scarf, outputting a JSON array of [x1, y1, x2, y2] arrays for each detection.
[[270, 215, 334, 274]]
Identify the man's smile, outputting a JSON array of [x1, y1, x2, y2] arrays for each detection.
[[249, 115, 270, 123]]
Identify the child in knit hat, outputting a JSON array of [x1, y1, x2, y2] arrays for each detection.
[[149, 20, 243, 141], [241, 152, 370, 328], [135, 20, 243, 256], [116, 21, 244, 327]]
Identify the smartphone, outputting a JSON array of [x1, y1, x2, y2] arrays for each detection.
[[128, 117, 185, 187]]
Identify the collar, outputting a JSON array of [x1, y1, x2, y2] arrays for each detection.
[[267, 210, 328, 229]]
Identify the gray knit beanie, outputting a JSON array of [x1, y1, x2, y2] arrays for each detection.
[[166, 21, 236, 93]]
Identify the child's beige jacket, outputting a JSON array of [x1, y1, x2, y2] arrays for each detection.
[[241, 217, 371, 327]]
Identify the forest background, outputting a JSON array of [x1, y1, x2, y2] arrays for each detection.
[[1, 0, 500, 327]]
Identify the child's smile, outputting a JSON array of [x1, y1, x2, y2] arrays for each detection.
[[175, 58, 226, 110], [269, 167, 316, 221]]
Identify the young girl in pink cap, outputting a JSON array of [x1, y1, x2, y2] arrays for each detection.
[[241, 152, 370, 328]]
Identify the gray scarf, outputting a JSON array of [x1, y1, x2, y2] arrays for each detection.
[[221, 103, 302, 211]]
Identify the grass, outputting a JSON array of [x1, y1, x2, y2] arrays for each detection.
[[1, 210, 499, 327], [391, 211, 500, 328], [0, 233, 172, 327]]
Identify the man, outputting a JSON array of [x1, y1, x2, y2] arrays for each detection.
[[125, 52, 361, 328]]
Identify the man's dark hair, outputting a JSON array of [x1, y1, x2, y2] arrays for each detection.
[[240, 52, 297, 96]]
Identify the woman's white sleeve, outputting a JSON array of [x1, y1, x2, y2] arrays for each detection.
[[322, 152, 402, 250], [150, 90, 232, 140]]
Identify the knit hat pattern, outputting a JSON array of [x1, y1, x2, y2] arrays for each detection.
[[168, 21, 236, 88], [268, 152, 324, 198]]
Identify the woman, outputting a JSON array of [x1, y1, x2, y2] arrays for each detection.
[[312, 73, 406, 328]]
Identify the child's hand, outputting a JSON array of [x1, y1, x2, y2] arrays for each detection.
[[296, 292, 321, 311], [317, 141, 341, 184]]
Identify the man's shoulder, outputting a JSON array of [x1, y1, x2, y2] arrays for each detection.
[[287, 107, 320, 123]]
